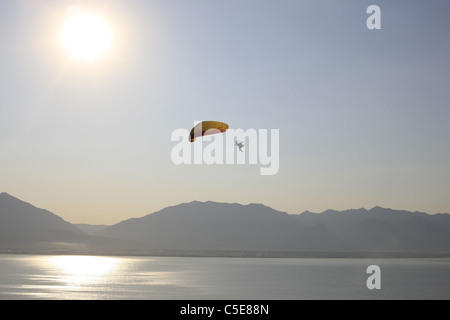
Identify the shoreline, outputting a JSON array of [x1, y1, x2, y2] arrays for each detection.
[[2, 249, 450, 259]]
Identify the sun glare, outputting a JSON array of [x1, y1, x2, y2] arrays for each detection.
[[49, 256, 119, 285], [60, 8, 113, 61]]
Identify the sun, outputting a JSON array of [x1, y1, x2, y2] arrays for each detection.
[[60, 7, 113, 61]]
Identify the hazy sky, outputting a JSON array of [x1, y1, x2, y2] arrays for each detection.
[[1, 0, 449, 224]]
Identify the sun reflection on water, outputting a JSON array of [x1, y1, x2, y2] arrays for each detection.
[[18, 256, 193, 299], [47, 255, 119, 286]]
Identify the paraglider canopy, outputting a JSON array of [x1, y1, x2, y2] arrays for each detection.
[[189, 121, 229, 142]]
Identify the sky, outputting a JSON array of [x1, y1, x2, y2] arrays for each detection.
[[0, 0, 449, 224]]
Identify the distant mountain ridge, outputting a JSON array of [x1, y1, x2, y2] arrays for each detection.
[[95, 201, 335, 252], [0, 192, 145, 254], [297, 206, 450, 253], [0, 192, 83, 245], [75, 224, 109, 235], [95, 200, 450, 255], [1, 192, 450, 256]]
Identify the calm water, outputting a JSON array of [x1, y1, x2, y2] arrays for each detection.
[[0, 254, 449, 299]]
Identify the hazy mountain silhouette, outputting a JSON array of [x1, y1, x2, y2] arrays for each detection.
[[95, 201, 344, 252], [296, 207, 450, 253], [2, 192, 450, 256], [96, 201, 450, 255], [75, 224, 109, 234], [0, 193, 83, 245], [0, 192, 145, 254]]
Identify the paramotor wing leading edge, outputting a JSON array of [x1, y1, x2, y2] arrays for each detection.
[[189, 121, 229, 142]]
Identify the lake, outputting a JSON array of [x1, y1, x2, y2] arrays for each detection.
[[0, 254, 449, 300]]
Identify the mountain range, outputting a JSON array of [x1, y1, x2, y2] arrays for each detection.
[[0, 192, 146, 255], [1, 192, 449, 257]]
